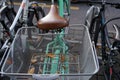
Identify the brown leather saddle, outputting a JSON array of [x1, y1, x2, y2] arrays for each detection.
[[37, 4, 68, 30]]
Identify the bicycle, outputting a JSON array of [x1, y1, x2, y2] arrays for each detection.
[[0, 0, 45, 79], [0, 0, 17, 71], [101, 17, 120, 80], [84, 0, 120, 80], [0, 0, 45, 54], [0, 0, 45, 45]]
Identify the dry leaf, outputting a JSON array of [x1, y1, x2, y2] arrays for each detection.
[[31, 58, 37, 64], [46, 53, 55, 58], [60, 55, 65, 62], [6, 59, 12, 64], [28, 67, 35, 74]]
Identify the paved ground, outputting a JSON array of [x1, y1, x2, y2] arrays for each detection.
[[14, 0, 120, 24]]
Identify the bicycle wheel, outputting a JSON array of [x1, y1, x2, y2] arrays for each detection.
[[112, 57, 120, 79], [58, 0, 70, 19], [103, 59, 120, 80]]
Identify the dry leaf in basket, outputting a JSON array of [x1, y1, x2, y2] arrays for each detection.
[[6, 59, 12, 64], [60, 55, 65, 62], [31, 58, 37, 64], [28, 67, 35, 74], [36, 36, 42, 42], [46, 53, 55, 58], [56, 71, 60, 74], [39, 68, 43, 74], [40, 57, 44, 62]]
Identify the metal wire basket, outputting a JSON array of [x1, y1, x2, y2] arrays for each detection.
[[1, 24, 99, 80]]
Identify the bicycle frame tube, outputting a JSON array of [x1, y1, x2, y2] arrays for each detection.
[[58, 0, 63, 17], [42, 0, 70, 74], [58, 0, 70, 17], [43, 34, 69, 74], [10, 0, 27, 33], [100, 3, 120, 80], [99, 4, 108, 60]]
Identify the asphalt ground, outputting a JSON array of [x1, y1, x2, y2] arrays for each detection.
[[14, 0, 120, 23]]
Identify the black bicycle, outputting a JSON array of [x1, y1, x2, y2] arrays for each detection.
[[0, 0, 45, 50], [0, 0, 17, 66], [100, 17, 120, 80], [0, 0, 45, 80], [84, 0, 120, 80]]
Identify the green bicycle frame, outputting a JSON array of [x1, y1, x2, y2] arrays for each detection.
[[43, 0, 70, 74], [58, 0, 70, 17]]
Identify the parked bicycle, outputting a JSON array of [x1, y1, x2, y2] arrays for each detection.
[[0, 0, 45, 55], [0, 0, 17, 71], [101, 17, 120, 80], [0, 0, 45, 79], [84, 0, 120, 80]]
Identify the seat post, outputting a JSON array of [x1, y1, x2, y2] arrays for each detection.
[[51, 0, 54, 4]]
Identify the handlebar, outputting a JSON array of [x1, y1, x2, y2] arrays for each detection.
[[81, 1, 120, 9]]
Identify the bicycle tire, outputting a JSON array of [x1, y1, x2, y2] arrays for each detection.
[[111, 55, 120, 80], [112, 68, 120, 80], [103, 63, 120, 80], [102, 40, 120, 80], [102, 23, 120, 80]]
